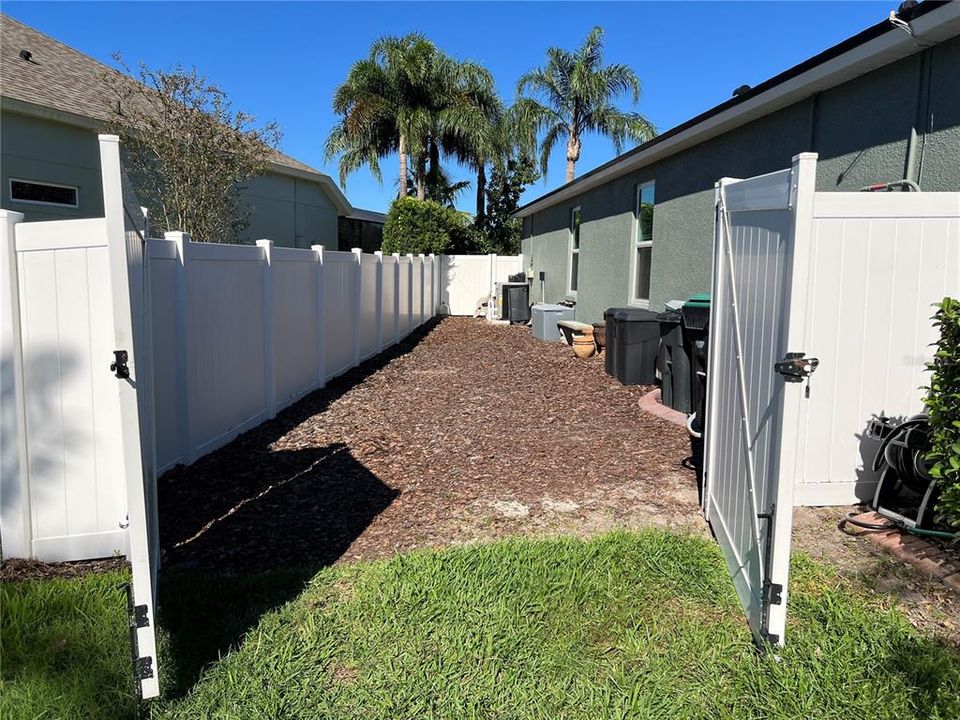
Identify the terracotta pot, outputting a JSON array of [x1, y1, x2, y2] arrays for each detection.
[[572, 335, 596, 359]]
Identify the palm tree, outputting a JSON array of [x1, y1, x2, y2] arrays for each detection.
[[327, 34, 499, 205], [326, 33, 435, 198], [515, 27, 656, 183]]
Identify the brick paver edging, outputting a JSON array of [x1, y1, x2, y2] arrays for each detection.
[[846, 511, 960, 591], [638, 388, 688, 428]]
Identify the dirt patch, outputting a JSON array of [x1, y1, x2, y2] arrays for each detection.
[[793, 506, 960, 645], [158, 317, 699, 573], [0, 556, 127, 583]]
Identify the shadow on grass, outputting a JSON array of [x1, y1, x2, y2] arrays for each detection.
[[154, 320, 440, 700]]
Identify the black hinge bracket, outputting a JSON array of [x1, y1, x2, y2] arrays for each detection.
[[133, 603, 150, 628], [762, 578, 783, 606], [134, 656, 154, 681], [763, 632, 781, 645], [774, 352, 819, 382], [110, 350, 130, 379]]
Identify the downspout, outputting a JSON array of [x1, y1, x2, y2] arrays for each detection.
[[902, 48, 931, 190]]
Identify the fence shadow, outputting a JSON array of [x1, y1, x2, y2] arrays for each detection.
[[157, 443, 397, 699], [155, 321, 441, 699]]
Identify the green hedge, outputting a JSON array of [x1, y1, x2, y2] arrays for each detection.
[[926, 297, 960, 527], [382, 197, 468, 256]]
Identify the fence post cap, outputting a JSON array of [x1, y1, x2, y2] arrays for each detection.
[[97, 133, 120, 144], [164, 231, 191, 242], [255, 239, 274, 247], [0, 209, 25, 222]]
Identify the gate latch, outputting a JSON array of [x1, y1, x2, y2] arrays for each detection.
[[110, 350, 130, 379], [774, 353, 818, 382]]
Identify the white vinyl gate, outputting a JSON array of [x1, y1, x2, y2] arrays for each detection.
[[705, 153, 959, 646], [0, 136, 160, 696], [703, 154, 815, 646], [440, 254, 523, 315]]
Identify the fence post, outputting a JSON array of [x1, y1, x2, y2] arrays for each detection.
[[416, 254, 425, 326], [352, 247, 362, 367], [392, 253, 401, 344], [374, 251, 384, 353], [0, 210, 31, 558], [312, 245, 326, 388], [423, 253, 437, 320], [167, 231, 195, 464], [406, 253, 414, 335], [256, 240, 276, 419]]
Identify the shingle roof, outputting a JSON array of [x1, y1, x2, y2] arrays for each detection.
[[0, 13, 330, 182]]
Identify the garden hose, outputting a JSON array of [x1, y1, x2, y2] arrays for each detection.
[[838, 511, 959, 542]]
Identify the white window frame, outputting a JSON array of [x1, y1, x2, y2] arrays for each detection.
[[631, 181, 655, 308], [9, 178, 80, 208], [567, 205, 580, 297]]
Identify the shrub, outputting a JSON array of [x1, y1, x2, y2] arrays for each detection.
[[381, 197, 467, 255], [925, 297, 960, 527]]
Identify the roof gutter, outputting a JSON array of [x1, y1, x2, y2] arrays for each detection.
[[514, 1, 960, 219]]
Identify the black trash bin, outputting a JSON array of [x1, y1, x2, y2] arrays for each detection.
[[614, 308, 660, 386], [657, 310, 691, 413], [505, 284, 530, 324], [603, 307, 619, 377], [681, 293, 711, 420]]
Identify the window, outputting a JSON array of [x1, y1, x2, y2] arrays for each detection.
[[9, 179, 79, 208], [568, 206, 581, 295], [633, 182, 654, 305]]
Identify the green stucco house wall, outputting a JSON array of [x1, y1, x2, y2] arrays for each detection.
[[518, 6, 960, 324]]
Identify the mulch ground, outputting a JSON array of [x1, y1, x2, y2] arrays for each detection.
[[155, 317, 698, 573]]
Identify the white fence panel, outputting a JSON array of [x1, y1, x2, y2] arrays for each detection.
[[324, 251, 358, 379], [187, 242, 268, 456], [423, 255, 435, 320], [273, 246, 321, 409], [412, 255, 424, 328], [358, 253, 379, 361], [9, 218, 128, 561], [146, 241, 182, 473], [789, 193, 960, 505], [381, 254, 398, 347], [441, 254, 523, 315]]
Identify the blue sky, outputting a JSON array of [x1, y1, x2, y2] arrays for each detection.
[[6, 1, 891, 213]]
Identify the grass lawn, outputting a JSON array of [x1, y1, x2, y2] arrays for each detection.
[[3, 531, 959, 719]]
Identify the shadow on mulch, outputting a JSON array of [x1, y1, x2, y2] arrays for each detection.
[[155, 319, 439, 699]]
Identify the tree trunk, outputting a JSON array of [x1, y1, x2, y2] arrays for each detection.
[[428, 139, 440, 198], [476, 165, 486, 224], [416, 154, 426, 201], [398, 134, 408, 198], [566, 130, 581, 183]]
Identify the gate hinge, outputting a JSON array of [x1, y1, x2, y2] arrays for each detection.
[[110, 350, 130, 379], [763, 632, 781, 645], [132, 603, 150, 629], [774, 352, 819, 382], [762, 578, 783, 606], [134, 656, 154, 681]]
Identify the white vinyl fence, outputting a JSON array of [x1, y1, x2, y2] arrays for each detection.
[[440, 253, 523, 315], [147, 238, 440, 473]]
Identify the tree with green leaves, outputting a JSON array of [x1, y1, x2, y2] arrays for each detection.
[[326, 34, 497, 204], [104, 57, 281, 243], [515, 27, 656, 183], [481, 155, 539, 254]]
